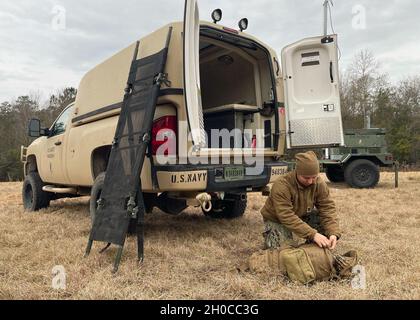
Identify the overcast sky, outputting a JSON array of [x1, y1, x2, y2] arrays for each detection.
[[0, 0, 419, 103]]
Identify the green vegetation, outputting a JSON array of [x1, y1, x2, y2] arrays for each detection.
[[0, 88, 76, 181]]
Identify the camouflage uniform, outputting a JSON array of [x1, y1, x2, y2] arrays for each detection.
[[263, 210, 325, 249]]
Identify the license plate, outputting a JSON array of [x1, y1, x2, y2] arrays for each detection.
[[224, 167, 245, 181]]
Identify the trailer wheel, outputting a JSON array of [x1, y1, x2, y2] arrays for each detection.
[[344, 159, 380, 188], [203, 195, 247, 219], [90, 172, 137, 234], [325, 166, 345, 183], [22, 172, 51, 211]]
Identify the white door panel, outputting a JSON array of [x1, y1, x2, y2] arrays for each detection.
[[281, 35, 344, 148], [183, 0, 206, 149]]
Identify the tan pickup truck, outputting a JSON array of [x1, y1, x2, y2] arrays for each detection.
[[21, 1, 344, 221]]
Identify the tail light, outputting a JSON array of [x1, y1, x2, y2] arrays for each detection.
[[151, 116, 177, 156], [251, 135, 257, 149]]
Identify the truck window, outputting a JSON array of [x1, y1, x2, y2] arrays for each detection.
[[50, 106, 73, 137]]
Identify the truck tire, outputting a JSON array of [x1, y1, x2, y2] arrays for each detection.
[[203, 195, 247, 219], [325, 166, 345, 183], [22, 172, 51, 211], [90, 172, 137, 234], [344, 159, 380, 188]]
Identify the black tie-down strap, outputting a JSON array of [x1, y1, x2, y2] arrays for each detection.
[[85, 28, 172, 273]]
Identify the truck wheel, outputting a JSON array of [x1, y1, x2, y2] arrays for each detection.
[[90, 172, 137, 234], [344, 159, 380, 188], [203, 195, 247, 219], [22, 172, 51, 211], [325, 166, 345, 183]]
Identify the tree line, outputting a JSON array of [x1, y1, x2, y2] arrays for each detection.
[[340, 50, 420, 164], [0, 88, 76, 181], [0, 51, 419, 181]]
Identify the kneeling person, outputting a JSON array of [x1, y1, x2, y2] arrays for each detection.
[[261, 151, 341, 250]]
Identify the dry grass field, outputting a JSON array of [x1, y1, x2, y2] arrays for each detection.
[[0, 172, 419, 300]]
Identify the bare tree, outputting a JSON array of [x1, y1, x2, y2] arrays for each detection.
[[342, 50, 388, 128]]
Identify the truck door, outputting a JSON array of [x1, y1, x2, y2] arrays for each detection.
[[42, 105, 73, 184], [183, 0, 207, 150], [281, 35, 344, 148]]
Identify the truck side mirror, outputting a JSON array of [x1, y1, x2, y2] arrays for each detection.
[[28, 119, 41, 137]]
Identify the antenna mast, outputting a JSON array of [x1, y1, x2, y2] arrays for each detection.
[[323, 0, 333, 36]]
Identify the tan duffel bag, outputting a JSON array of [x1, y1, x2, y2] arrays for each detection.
[[248, 244, 359, 285], [281, 244, 337, 284], [248, 247, 287, 273]]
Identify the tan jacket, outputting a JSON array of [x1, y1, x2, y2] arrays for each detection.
[[261, 171, 341, 240]]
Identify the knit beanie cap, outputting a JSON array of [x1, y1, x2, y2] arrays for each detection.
[[295, 151, 320, 176]]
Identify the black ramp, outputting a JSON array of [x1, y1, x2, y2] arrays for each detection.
[[86, 28, 172, 271]]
